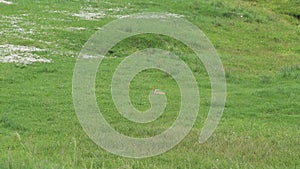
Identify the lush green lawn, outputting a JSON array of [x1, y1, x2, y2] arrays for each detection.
[[0, 0, 299, 168]]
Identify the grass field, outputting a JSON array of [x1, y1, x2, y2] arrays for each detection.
[[0, 0, 299, 168]]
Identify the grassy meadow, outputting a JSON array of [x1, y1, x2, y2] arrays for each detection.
[[0, 0, 299, 168]]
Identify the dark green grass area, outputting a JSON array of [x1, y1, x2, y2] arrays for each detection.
[[0, 0, 299, 168]]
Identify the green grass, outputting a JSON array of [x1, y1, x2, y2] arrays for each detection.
[[0, 0, 299, 168]]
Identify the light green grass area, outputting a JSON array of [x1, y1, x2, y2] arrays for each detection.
[[0, 0, 299, 168]]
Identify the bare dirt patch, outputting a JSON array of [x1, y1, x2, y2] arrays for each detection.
[[0, 44, 52, 65], [0, 0, 13, 4]]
